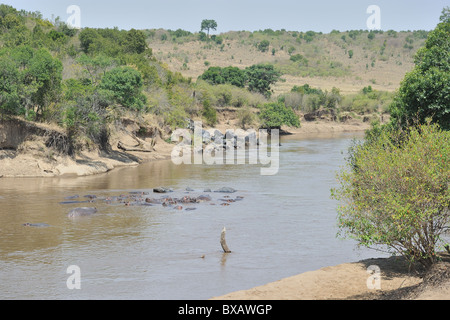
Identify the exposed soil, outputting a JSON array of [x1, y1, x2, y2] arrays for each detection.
[[212, 254, 450, 300]]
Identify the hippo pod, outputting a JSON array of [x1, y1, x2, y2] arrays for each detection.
[[68, 207, 98, 218]]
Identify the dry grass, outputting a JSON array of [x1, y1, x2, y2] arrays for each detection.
[[149, 30, 424, 95]]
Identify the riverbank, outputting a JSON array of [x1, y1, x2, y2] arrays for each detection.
[[0, 116, 174, 178], [0, 114, 372, 178], [212, 254, 450, 300]]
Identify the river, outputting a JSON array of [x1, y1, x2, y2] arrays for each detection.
[[0, 132, 388, 300]]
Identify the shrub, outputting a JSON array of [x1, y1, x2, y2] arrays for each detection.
[[202, 98, 217, 126], [332, 123, 450, 269], [258, 102, 300, 129], [290, 54, 308, 66], [257, 39, 270, 52], [199, 66, 246, 88], [237, 107, 256, 129], [99, 66, 147, 110]]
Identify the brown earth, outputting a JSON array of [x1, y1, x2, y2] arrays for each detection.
[[212, 254, 450, 300]]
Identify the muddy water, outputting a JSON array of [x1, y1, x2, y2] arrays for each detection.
[[0, 132, 388, 300]]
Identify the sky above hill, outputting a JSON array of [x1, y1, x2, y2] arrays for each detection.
[[2, 0, 448, 33]]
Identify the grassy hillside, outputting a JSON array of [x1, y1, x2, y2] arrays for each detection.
[[149, 28, 427, 94]]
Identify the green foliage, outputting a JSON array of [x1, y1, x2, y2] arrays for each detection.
[[99, 66, 147, 110], [340, 88, 394, 114], [77, 54, 117, 85], [79, 27, 150, 57], [258, 101, 300, 129], [199, 66, 247, 88], [0, 46, 62, 119], [202, 98, 217, 126], [332, 123, 450, 268], [245, 64, 281, 98], [257, 39, 270, 52], [389, 16, 450, 130], [200, 19, 217, 36], [61, 90, 111, 152], [79, 28, 99, 54], [170, 28, 192, 38], [283, 84, 342, 113], [124, 29, 148, 54], [348, 49, 354, 59], [440, 6, 450, 24], [0, 54, 20, 115]]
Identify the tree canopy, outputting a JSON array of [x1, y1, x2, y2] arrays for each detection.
[[389, 8, 450, 130], [200, 19, 217, 37]]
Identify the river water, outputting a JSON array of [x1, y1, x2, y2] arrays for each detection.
[[0, 132, 388, 300]]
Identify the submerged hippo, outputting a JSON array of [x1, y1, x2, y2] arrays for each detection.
[[68, 207, 98, 218], [196, 195, 212, 202], [153, 187, 173, 194], [23, 223, 50, 228], [214, 187, 237, 194]]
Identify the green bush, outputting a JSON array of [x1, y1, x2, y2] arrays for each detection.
[[257, 39, 270, 52], [258, 101, 300, 129], [199, 66, 247, 88], [332, 123, 450, 268], [202, 98, 217, 126], [99, 66, 147, 110]]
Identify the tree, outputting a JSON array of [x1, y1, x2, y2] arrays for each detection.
[[200, 19, 217, 37], [258, 101, 300, 130], [124, 29, 148, 54], [440, 6, 450, 23], [348, 50, 354, 59], [0, 46, 62, 119], [79, 28, 99, 54], [257, 40, 270, 52], [199, 66, 246, 88], [99, 66, 146, 110], [331, 123, 450, 269], [389, 9, 450, 130], [0, 55, 20, 116], [77, 54, 116, 85], [245, 64, 281, 98]]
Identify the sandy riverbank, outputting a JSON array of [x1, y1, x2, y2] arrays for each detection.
[[212, 255, 450, 300]]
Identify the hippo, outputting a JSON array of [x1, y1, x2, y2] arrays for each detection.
[[145, 198, 162, 204], [23, 223, 50, 228], [196, 195, 212, 202], [68, 207, 98, 218], [153, 187, 173, 194], [214, 187, 237, 194], [59, 200, 90, 205], [64, 195, 80, 200]]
